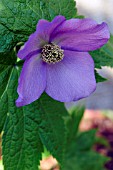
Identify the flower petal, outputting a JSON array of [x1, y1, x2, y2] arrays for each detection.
[[18, 15, 66, 60], [16, 54, 46, 107], [17, 33, 42, 60], [51, 18, 110, 52], [45, 50, 96, 102], [36, 15, 66, 43]]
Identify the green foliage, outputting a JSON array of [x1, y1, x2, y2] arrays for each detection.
[[95, 70, 107, 83], [64, 151, 108, 170], [0, 50, 16, 97], [102, 35, 113, 59], [0, 51, 16, 133], [91, 35, 113, 69], [65, 106, 84, 144], [47, 0, 77, 19], [38, 93, 68, 166], [75, 129, 97, 151], [91, 35, 113, 83], [0, 92, 8, 133], [64, 107, 108, 170], [95, 136, 110, 148], [0, 50, 17, 132]]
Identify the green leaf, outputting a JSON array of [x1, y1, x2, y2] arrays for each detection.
[[4, 89, 67, 167], [0, 50, 17, 66], [102, 35, 113, 57], [0, 50, 17, 81], [47, 0, 77, 19], [0, 50, 17, 132], [66, 106, 84, 145], [0, 66, 12, 97], [0, 0, 41, 52], [0, 91, 8, 133], [95, 70, 107, 83], [0, 24, 15, 53], [91, 35, 113, 68], [91, 49, 113, 68], [38, 93, 68, 166], [95, 136, 110, 148], [66, 129, 97, 158], [64, 151, 108, 170], [2, 68, 43, 170], [75, 129, 97, 151], [0, 0, 77, 53]]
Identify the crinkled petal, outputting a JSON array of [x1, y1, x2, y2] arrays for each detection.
[[51, 18, 110, 52], [45, 50, 96, 102], [18, 15, 66, 60], [16, 54, 46, 107]]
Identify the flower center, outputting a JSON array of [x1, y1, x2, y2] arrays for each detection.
[[41, 43, 64, 64]]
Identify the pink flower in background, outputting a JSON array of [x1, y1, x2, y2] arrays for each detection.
[[16, 15, 110, 107]]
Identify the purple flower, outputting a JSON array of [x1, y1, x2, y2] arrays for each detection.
[[16, 15, 110, 107]]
